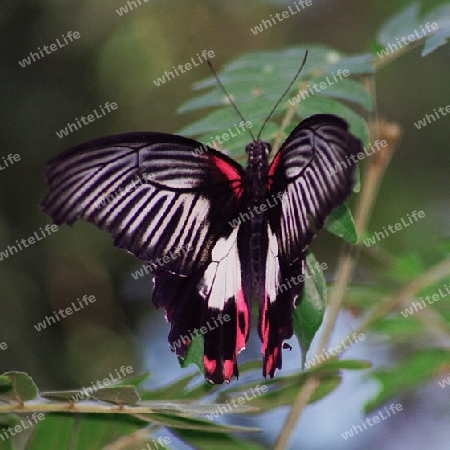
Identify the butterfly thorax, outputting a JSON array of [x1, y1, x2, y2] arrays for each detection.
[[245, 141, 271, 201], [245, 141, 271, 293]]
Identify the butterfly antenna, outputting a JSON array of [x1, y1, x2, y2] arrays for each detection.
[[256, 50, 309, 142], [206, 59, 256, 142]]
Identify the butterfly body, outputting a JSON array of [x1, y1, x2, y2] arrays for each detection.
[[42, 114, 361, 384]]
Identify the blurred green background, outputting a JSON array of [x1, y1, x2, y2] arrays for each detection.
[[1, 0, 449, 449]]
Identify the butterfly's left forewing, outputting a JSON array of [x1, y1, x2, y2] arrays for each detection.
[[261, 114, 362, 376]]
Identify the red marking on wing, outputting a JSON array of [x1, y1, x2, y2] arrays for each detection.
[[267, 152, 282, 190], [260, 293, 270, 358], [212, 155, 243, 199], [236, 288, 249, 354], [203, 356, 217, 375], [223, 360, 234, 381], [264, 347, 279, 377]]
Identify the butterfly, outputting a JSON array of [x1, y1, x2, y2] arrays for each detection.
[[41, 56, 362, 384]]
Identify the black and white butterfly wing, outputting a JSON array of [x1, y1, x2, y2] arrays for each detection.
[[260, 114, 362, 377], [41, 132, 251, 383]]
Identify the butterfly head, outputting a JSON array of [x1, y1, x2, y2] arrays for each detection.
[[245, 141, 271, 168]]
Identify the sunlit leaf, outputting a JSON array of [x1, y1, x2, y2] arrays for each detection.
[[422, 5, 450, 55], [293, 252, 327, 365], [377, 3, 420, 47], [325, 203, 358, 244], [0, 372, 38, 404]]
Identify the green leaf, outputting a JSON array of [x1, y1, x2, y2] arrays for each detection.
[[177, 46, 372, 154], [140, 373, 200, 401], [297, 77, 373, 111], [27, 415, 75, 450], [0, 414, 18, 429], [112, 372, 151, 388], [148, 413, 260, 433], [377, 3, 421, 47], [293, 252, 327, 365], [325, 203, 358, 244], [173, 428, 267, 450], [40, 390, 85, 402], [293, 95, 369, 145], [72, 414, 143, 450], [387, 252, 425, 281], [218, 359, 370, 413], [179, 334, 204, 376], [0, 439, 13, 450], [0, 372, 38, 404], [0, 376, 12, 387], [370, 315, 425, 339], [365, 348, 450, 413], [422, 5, 450, 56], [305, 358, 372, 374], [230, 375, 341, 413], [137, 401, 257, 416], [90, 386, 140, 405]]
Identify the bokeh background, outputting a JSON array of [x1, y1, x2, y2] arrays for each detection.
[[1, 0, 449, 449]]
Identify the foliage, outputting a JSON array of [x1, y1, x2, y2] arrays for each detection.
[[2, 2, 450, 449]]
